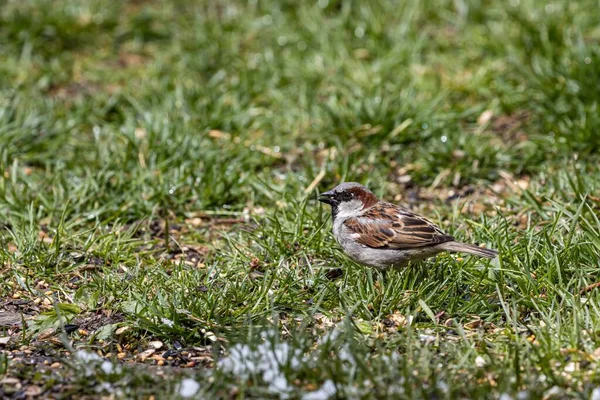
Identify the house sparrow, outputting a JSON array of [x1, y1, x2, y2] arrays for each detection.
[[318, 182, 498, 270]]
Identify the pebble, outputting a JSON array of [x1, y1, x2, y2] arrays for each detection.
[[148, 341, 163, 350], [138, 349, 155, 361], [24, 385, 42, 397]]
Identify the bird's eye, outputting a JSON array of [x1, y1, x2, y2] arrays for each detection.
[[338, 192, 352, 201]]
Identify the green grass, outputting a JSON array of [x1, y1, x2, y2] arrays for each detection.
[[1, 0, 600, 398]]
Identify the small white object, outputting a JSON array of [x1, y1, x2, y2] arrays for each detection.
[[419, 334, 436, 344], [302, 380, 337, 400], [148, 341, 164, 350], [475, 355, 486, 367], [564, 362, 576, 373], [179, 378, 200, 398], [76, 350, 102, 363], [101, 361, 113, 374]]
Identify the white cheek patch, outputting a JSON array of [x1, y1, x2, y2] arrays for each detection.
[[336, 199, 364, 219]]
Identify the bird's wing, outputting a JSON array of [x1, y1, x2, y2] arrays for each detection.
[[343, 203, 454, 249]]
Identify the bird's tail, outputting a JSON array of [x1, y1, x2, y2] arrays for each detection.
[[438, 241, 498, 259]]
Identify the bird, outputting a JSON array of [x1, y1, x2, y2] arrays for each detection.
[[318, 182, 498, 270]]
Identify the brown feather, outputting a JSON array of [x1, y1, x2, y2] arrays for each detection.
[[347, 186, 379, 209], [344, 202, 454, 250]]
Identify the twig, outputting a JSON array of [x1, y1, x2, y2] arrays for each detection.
[[580, 281, 600, 295], [304, 169, 326, 194], [211, 218, 245, 225]]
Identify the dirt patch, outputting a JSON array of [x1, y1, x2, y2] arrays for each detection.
[[130, 215, 255, 267], [46, 80, 100, 100], [0, 311, 25, 328], [490, 110, 531, 143], [70, 310, 125, 333], [116, 52, 149, 68], [2, 346, 210, 399], [0, 302, 39, 326], [162, 244, 210, 268], [2, 308, 214, 398]]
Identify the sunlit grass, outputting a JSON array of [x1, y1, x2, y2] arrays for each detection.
[[1, 0, 600, 398]]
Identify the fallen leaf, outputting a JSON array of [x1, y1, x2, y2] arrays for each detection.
[[37, 328, 57, 340], [115, 326, 130, 335], [24, 385, 42, 397], [477, 110, 494, 126], [464, 318, 483, 330]]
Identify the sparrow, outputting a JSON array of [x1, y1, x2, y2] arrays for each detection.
[[318, 182, 498, 270]]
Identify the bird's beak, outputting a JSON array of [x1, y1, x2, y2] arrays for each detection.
[[318, 190, 336, 205]]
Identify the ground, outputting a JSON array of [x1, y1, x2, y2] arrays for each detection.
[[1, 0, 600, 398]]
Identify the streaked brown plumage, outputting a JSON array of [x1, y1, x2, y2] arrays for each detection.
[[318, 182, 498, 269], [345, 204, 454, 249]]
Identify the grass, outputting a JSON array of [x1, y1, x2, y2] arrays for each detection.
[[1, 0, 600, 398]]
